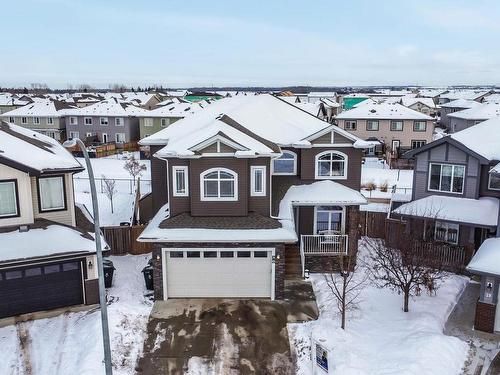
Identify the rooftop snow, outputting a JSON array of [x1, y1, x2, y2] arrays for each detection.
[[467, 237, 500, 275], [65, 98, 148, 117], [0, 121, 83, 173], [336, 102, 433, 120], [447, 102, 500, 120], [439, 99, 482, 109], [401, 96, 436, 109], [393, 195, 499, 227], [138, 102, 204, 118], [0, 98, 72, 117], [450, 118, 500, 161], [440, 90, 490, 101]]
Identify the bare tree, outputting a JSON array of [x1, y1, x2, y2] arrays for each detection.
[[102, 175, 117, 214], [123, 155, 147, 185], [365, 238, 446, 312], [323, 255, 368, 329]]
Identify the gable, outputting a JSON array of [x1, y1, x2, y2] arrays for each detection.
[[310, 130, 355, 145], [197, 141, 238, 154]]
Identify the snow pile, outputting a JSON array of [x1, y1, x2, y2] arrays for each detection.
[[288, 238, 469, 375], [0, 254, 153, 375], [393, 195, 499, 227], [467, 237, 500, 275]]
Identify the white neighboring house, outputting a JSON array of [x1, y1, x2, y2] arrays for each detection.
[[0, 121, 107, 319], [436, 89, 492, 105], [447, 102, 500, 133], [400, 96, 438, 117]]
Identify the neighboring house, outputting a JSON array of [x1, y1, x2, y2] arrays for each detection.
[[137, 94, 371, 301], [65, 98, 148, 145], [306, 91, 337, 103], [67, 93, 105, 108], [184, 91, 223, 102], [335, 102, 435, 158], [0, 93, 31, 115], [439, 99, 482, 130], [0, 99, 74, 141], [138, 102, 204, 139], [121, 92, 165, 110], [0, 121, 105, 318], [393, 118, 500, 265], [417, 89, 449, 104], [447, 102, 500, 133], [400, 96, 438, 117], [290, 101, 331, 123], [340, 93, 371, 110], [436, 90, 492, 105]]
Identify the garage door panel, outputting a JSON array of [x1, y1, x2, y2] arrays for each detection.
[[165, 249, 273, 298]]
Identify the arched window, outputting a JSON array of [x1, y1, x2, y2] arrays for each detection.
[[315, 151, 347, 179], [200, 168, 238, 201], [272, 150, 297, 175]]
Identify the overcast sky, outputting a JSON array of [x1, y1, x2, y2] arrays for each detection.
[[2, 0, 500, 88]]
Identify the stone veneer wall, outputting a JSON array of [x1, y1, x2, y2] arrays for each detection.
[[474, 301, 496, 333]]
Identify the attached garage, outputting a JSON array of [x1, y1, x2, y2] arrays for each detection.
[[163, 248, 275, 299], [0, 259, 85, 319]]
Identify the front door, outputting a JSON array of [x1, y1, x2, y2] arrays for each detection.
[[102, 133, 109, 143], [314, 206, 344, 234], [391, 140, 401, 155]]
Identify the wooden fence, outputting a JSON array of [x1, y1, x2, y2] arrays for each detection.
[[359, 211, 387, 238], [103, 225, 153, 255]]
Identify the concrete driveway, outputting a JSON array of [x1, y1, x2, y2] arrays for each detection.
[[135, 281, 318, 374]]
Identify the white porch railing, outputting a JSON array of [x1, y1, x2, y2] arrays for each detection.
[[300, 234, 349, 277]]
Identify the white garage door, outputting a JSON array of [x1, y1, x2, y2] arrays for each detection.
[[164, 248, 274, 299]]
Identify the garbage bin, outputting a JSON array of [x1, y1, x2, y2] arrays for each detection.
[[102, 259, 115, 288], [142, 265, 154, 291]]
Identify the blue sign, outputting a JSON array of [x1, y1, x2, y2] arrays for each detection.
[[315, 344, 329, 372]]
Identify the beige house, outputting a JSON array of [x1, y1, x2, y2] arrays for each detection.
[[335, 102, 435, 157]]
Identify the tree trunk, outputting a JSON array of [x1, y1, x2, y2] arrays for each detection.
[[110, 198, 114, 214], [403, 289, 409, 312], [341, 274, 347, 329]]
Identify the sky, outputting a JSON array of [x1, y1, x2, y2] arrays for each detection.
[[2, 0, 500, 88]]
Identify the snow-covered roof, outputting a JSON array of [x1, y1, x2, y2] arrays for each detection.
[[0, 93, 31, 106], [138, 102, 204, 118], [65, 98, 148, 117], [466, 237, 500, 275], [122, 92, 158, 105], [450, 118, 500, 161], [492, 162, 500, 174], [137, 204, 297, 243], [320, 98, 341, 108], [336, 102, 433, 120], [0, 223, 99, 263], [440, 90, 491, 101], [140, 94, 364, 157], [393, 195, 499, 227], [401, 96, 436, 109], [447, 102, 500, 120], [439, 99, 482, 109], [0, 121, 83, 173], [417, 89, 448, 98], [0, 98, 72, 117], [308, 91, 337, 98], [484, 93, 500, 103], [291, 102, 324, 117]]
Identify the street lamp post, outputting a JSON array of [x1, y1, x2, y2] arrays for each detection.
[[63, 138, 113, 375]]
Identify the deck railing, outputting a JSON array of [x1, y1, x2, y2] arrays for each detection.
[[300, 234, 348, 255]]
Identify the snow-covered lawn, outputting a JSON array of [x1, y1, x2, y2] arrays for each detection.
[[74, 153, 151, 226], [0, 254, 153, 375], [361, 158, 413, 199], [289, 238, 469, 375]]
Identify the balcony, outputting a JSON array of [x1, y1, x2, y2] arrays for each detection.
[[300, 234, 348, 255]]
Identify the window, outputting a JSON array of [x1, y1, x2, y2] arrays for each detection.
[[345, 120, 357, 130], [45, 131, 56, 139], [25, 267, 42, 277], [203, 251, 217, 258], [69, 116, 77, 125], [315, 206, 344, 234], [38, 176, 66, 211], [366, 120, 379, 131], [5, 270, 22, 280], [413, 121, 427, 132], [434, 221, 459, 245], [115, 133, 126, 143], [170, 251, 184, 258], [250, 166, 266, 196], [62, 262, 79, 271], [8, 117, 14, 123], [172, 166, 189, 197], [46, 117, 54, 125], [315, 151, 347, 179], [272, 151, 297, 175], [21, 117, 28, 124], [390, 120, 403, 131], [200, 168, 238, 201], [161, 118, 168, 127], [220, 251, 234, 258], [100, 117, 109, 126], [186, 251, 200, 258], [0, 180, 18, 217], [428, 163, 465, 194], [237, 251, 251, 258], [44, 264, 60, 274], [84, 117, 92, 125], [489, 172, 500, 191], [144, 118, 153, 127], [115, 117, 123, 126], [254, 251, 268, 258], [33, 117, 40, 125], [411, 140, 426, 149]]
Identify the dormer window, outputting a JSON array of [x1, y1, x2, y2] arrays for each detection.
[[272, 151, 297, 175], [0, 180, 19, 218], [38, 176, 66, 212], [200, 168, 238, 201], [315, 151, 347, 179]]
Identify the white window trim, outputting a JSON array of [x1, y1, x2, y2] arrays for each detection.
[[172, 166, 189, 197], [272, 150, 297, 175], [161, 118, 168, 127], [69, 131, 79, 139], [314, 150, 348, 180], [428, 163, 465, 195], [69, 116, 77, 125], [102, 133, 109, 143], [33, 117, 40, 124], [250, 165, 266, 197], [488, 172, 500, 191], [0, 181, 18, 217], [115, 117, 124, 126], [115, 133, 126, 143], [84, 117, 92, 125], [434, 221, 459, 245], [100, 117, 109, 126], [21, 117, 27, 124], [345, 120, 357, 131], [38, 176, 65, 212], [46, 117, 54, 125], [200, 167, 238, 201], [313, 205, 346, 235], [144, 118, 154, 127]]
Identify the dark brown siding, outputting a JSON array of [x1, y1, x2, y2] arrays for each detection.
[[248, 158, 271, 216], [298, 206, 314, 236], [190, 157, 248, 216], [479, 164, 500, 198], [168, 159, 190, 216], [150, 146, 168, 211]]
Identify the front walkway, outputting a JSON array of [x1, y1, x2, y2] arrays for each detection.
[[135, 280, 318, 374], [444, 282, 500, 374]]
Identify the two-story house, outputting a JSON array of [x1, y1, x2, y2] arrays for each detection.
[[447, 102, 500, 133], [393, 118, 500, 263], [400, 97, 438, 117], [0, 98, 74, 141], [335, 102, 435, 158], [137, 94, 370, 301], [439, 99, 482, 130], [65, 98, 148, 145], [0, 121, 105, 318]]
